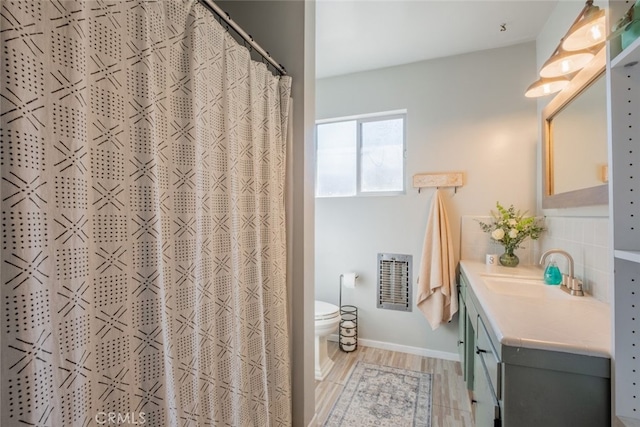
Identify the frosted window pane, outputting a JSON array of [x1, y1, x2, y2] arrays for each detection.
[[316, 121, 357, 197], [361, 118, 404, 192]]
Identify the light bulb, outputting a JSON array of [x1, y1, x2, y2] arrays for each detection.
[[543, 83, 551, 94], [561, 60, 571, 73], [589, 24, 603, 42]]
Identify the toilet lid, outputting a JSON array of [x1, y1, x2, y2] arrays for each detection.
[[315, 301, 339, 320]]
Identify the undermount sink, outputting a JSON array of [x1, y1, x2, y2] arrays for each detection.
[[479, 274, 570, 299]]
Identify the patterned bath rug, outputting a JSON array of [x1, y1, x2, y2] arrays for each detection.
[[324, 362, 432, 427]]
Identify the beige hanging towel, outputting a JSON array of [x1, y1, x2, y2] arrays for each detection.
[[416, 189, 458, 330]]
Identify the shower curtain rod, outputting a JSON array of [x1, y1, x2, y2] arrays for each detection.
[[198, 0, 288, 76]]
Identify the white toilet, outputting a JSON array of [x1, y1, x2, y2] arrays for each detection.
[[314, 300, 341, 381]]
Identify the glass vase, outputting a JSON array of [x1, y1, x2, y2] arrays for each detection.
[[499, 250, 519, 267]]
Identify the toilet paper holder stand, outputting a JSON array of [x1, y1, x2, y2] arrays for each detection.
[[339, 274, 359, 353], [339, 273, 358, 308]]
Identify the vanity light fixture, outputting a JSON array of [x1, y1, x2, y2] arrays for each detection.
[[524, 76, 570, 98], [525, 0, 605, 97], [562, 1, 606, 51], [539, 47, 595, 78]]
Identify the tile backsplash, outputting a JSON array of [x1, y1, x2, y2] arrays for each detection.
[[460, 215, 611, 303], [534, 216, 610, 303]]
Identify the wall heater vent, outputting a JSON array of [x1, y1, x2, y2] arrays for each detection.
[[377, 253, 412, 311]]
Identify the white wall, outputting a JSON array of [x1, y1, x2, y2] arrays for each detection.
[[534, 1, 611, 302], [316, 43, 538, 354]]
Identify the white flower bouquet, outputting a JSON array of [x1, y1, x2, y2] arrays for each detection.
[[478, 203, 545, 266]]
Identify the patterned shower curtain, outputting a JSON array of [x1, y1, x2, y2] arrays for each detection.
[[1, 1, 292, 426]]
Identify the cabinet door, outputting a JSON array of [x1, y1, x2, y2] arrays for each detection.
[[477, 317, 501, 399], [457, 291, 466, 379], [473, 348, 501, 427], [464, 313, 475, 390]]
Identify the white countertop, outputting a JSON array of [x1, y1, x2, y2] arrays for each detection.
[[460, 260, 611, 359]]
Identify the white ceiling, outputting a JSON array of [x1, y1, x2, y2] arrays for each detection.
[[316, 0, 559, 79]]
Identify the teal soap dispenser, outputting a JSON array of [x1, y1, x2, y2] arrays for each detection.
[[544, 259, 563, 285]]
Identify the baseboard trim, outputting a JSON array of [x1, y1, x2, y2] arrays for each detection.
[[307, 413, 318, 427], [328, 334, 460, 362]]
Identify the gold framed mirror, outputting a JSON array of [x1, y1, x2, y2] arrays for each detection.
[[542, 47, 608, 209]]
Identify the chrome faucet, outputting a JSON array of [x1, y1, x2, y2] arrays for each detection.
[[539, 249, 584, 296]]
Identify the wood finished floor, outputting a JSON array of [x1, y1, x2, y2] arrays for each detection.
[[315, 341, 474, 427]]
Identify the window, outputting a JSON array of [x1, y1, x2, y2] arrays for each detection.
[[315, 112, 406, 197]]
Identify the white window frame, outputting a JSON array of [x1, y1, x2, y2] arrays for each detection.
[[315, 110, 407, 198]]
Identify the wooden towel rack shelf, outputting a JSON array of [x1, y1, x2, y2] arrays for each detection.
[[413, 172, 464, 194]]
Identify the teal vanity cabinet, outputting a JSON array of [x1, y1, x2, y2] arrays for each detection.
[[463, 273, 502, 426], [457, 275, 475, 388], [500, 346, 610, 427], [460, 274, 500, 424], [458, 269, 610, 427]]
